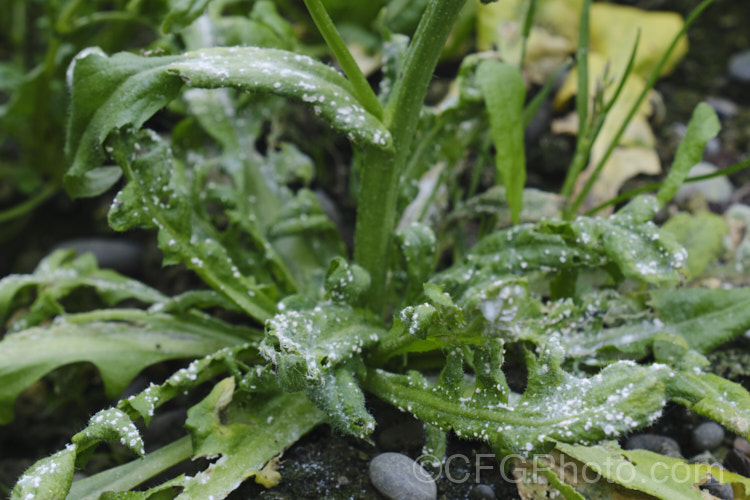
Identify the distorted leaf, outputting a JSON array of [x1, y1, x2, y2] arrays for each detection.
[[11, 445, 77, 500], [65, 45, 392, 198], [73, 408, 144, 459], [0, 313, 245, 424], [436, 196, 687, 295], [261, 302, 384, 435], [365, 338, 672, 455], [0, 250, 165, 328], [325, 257, 371, 305], [177, 378, 325, 497], [107, 129, 278, 321]]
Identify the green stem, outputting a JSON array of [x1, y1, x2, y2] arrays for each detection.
[[575, 0, 591, 141], [585, 158, 750, 216], [569, 0, 717, 215], [0, 183, 56, 223], [303, 0, 383, 120], [561, 30, 640, 217], [67, 436, 192, 499], [354, 0, 468, 313], [518, 0, 538, 71]]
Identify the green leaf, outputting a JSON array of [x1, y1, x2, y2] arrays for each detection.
[[555, 441, 750, 500], [0, 312, 245, 424], [476, 59, 526, 224], [119, 344, 258, 424], [435, 196, 687, 295], [68, 437, 192, 500], [261, 302, 384, 389], [392, 222, 437, 306], [305, 363, 376, 438], [561, 287, 750, 364], [657, 102, 721, 207], [161, 0, 213, 33], [364, 338, 672, 454], [325, 257, 371, 305], [650, 287, 750, 353], [0, 249, 165, 328], [662, 210, 727, 279], [182, 377, 325, 497], [268, 188, 342, 241], [73, 408, 145, 459], [261, 302, 385, 435], [11, 444, 76, 500], [65, 45, 392, 198], [107, 129, 279, 322], [667, 371, 750, 440]]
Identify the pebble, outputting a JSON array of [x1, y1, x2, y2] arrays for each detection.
[[728, 50, 750, 83], [623, 434, 682, 458], [692, 422, 725, 451], [369, 453, 437, 500], [377, 420, 425, 451], [734, 437, 750, 456], [706, 96, 739, 120], [674, 162, 734, 206], [725, 448, 750, 477], [469, 483, 496, 499], [699, 475, 734, 500], [53, 237, 142, 275]]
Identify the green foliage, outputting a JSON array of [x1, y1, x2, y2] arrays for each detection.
[[435, 196, 687, 296], [365, 347, 673, 455], [11, 445, 77, 500], [553, 441, 750, 499], [662, 210, 727, 279], [4, 0, 749, 498], [657, 102, 721, 207], [65, 45, 391, 198], [476, 59, 527, 224]]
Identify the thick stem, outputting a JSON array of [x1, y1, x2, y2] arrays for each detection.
[[354, 0, 467, 313]]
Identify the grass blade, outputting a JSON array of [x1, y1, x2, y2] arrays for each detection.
[[656, 102, 720, 207], [569, 0, 718, 214], [476, 60, 527, 224]]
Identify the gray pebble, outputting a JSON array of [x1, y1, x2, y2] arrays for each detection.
[[729, 50, 750, 83], [378, 420, 425, 451], [369, 452, 437, 500], [53, 237, 142, 275], [624, 434, 682, 458], [469, 483, 496, 500], [674, 162, 734, 206], [692, 422, 725, 451], [700, 476, 734, 500], [706, 96, 739, 120]]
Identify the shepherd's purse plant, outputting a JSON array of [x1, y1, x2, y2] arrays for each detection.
[[4, 0, 750, 498]]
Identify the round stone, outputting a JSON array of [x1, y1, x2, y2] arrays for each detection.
[[369, 452, 437, 500], [469, 483, 496, 500], [674, 162, 734, 205], [729, 50, 750, 83], [624, 434, 682, 458], [693, 422, 725, 451]]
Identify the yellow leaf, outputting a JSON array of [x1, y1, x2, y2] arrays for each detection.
[[248, 455, 283, 488], [590, 3, 687, 79]]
